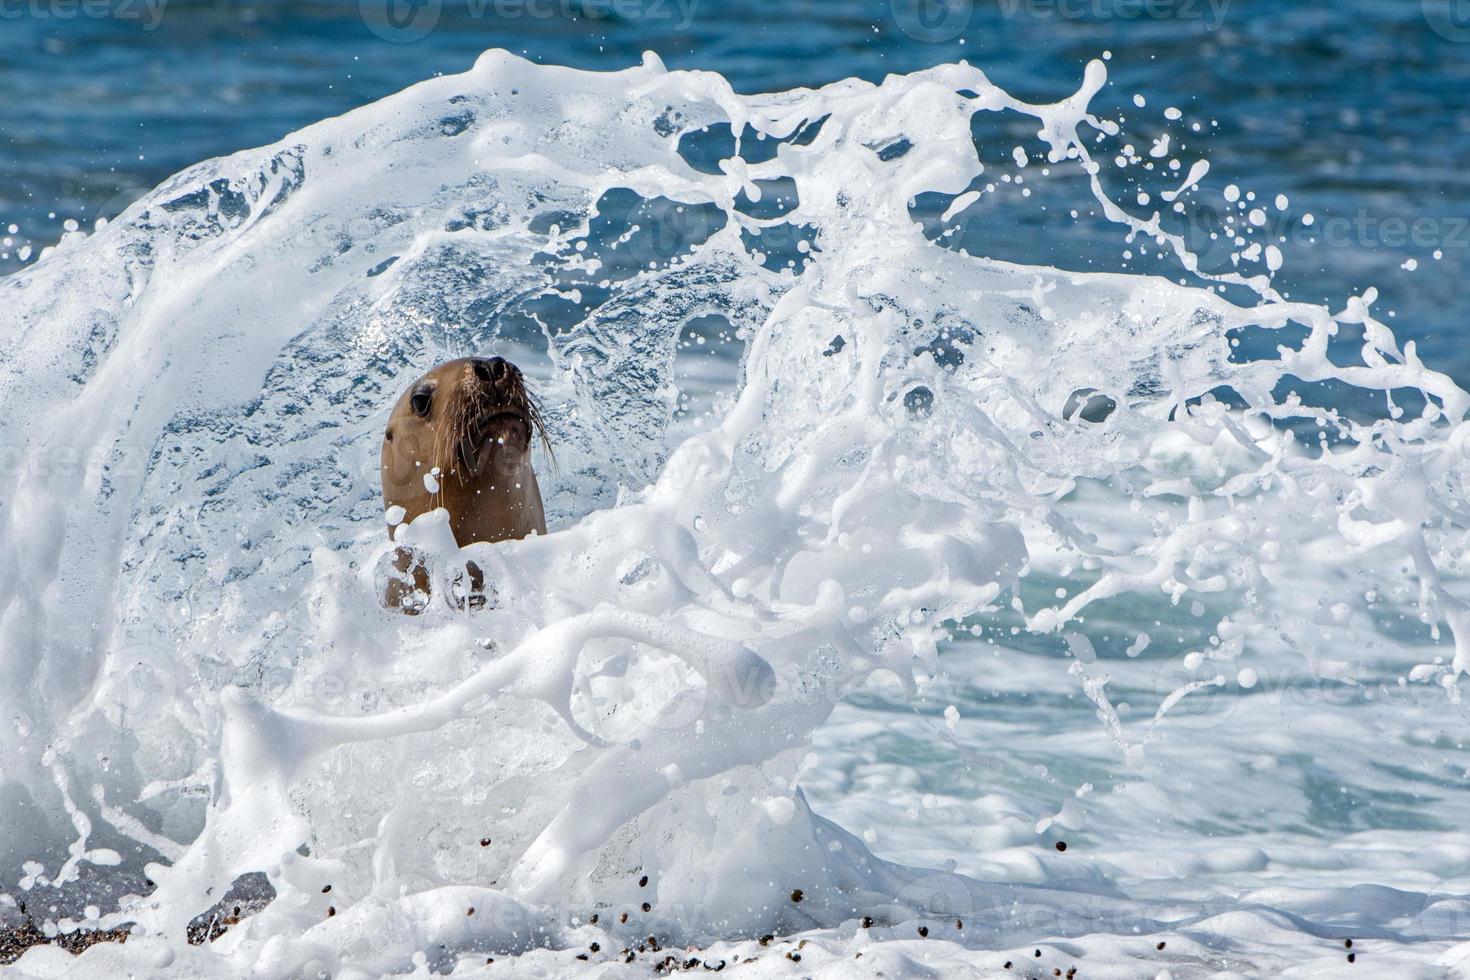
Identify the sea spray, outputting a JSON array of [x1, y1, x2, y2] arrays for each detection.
[[0, 49, 1466, 972]]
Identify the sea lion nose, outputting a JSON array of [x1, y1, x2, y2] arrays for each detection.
[[474, 357, 508, 384]]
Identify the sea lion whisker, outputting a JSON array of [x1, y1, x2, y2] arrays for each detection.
[[520, 387, 557, 470], [443, 383, 493, 484]]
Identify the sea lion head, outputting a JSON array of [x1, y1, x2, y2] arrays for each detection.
[[381, 356, 549, 546]]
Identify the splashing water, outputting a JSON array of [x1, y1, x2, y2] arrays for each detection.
[[2, 50, 1468, 974]]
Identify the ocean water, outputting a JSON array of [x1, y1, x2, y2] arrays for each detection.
[[5, 0, 1470, 376], [3, 4, 1470, 978]]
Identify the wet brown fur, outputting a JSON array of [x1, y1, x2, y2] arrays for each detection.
[[380, 356, 549, 612]]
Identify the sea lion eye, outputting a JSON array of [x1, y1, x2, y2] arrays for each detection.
[[411, 386, 433, 417]]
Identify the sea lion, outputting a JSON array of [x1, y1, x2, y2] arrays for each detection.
[[380, 356, 549, 611]]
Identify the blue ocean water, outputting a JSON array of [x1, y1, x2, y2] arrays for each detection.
[[2, 0, 1467, 373]]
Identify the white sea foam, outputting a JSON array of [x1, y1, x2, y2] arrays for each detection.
[[1, 50, 1468, 975]]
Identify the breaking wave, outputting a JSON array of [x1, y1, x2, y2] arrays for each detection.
[[2, 49, 1467, 974]]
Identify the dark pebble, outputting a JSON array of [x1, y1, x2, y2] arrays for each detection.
[[639, 875, 649, 887], [641, 902, 652, 912], [1004, 962, 1013, 970], [321, 885, 331, 894], [759, 935, 773, 946], [590, 942, 600, 953], [467, 907, 475, 916], [326, 907, 335, 917], [1348, 953, 1357, 963], [917, 926, 929, 938], [620, 912, 629, 924], [480, 838, 491, 847], [955, 918, 963, 930], [1055, 841, 1067, 852], [786, 952, 801, 962], [590, 913, 599, 925], [861, 916, 874, 928], [1156, 941, 1166, 950], [790, 889, 804, 903], [1344, 939, 1353, 949]]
